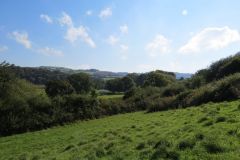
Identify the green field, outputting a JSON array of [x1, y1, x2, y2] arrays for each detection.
[[98, 94, 123, 100], [0, 100, 240, 160]]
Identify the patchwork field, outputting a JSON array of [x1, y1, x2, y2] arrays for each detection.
[[0, 100, 240, 160]]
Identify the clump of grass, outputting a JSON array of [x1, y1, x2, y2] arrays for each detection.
[[227, 129, 237, 136], [151, 147, 179, 160], [131, 125, 136, 129], [63, 144, 76, 152], [237, 104, 240, 110], [18, 153, 28, 160], [136, 142, 146, 150], [197, 117, 208, 123], [31, 155, 41, 160], [104, 142, 114, 150], [78, 140, 88, 146], [195, 133, 205, 140], [202, 140, 225, 153], [227, 118, 237, 123], [178, 139, 195, 150], [216, 116, 227, 123], [139, 149, 152, 159], [84, 152, 97, 160], [203, 120, 214, 127], [154, 139, 171, 149], [95, 147, 106, 158]]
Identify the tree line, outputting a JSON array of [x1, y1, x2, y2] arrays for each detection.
[[0, 52, 240, 136]]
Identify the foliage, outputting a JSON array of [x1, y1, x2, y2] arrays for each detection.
[[68, 73, 92, 94], [105, 76, 135, 92], [45, 80, 75, 97]]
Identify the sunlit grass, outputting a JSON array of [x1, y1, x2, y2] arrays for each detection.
[[0, 100, 240, 160]]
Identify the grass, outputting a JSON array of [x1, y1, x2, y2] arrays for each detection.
[[98, 94, 123, 100], [0, 100, 240, 160]]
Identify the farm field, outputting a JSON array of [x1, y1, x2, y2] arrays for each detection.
[[0, 100, 240, 160]]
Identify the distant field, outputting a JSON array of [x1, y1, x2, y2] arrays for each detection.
[[98, 94, 123, 100], [0, 100, 240, 160]]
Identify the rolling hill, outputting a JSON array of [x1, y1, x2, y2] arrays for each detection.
[[0, 100, 239, 160]]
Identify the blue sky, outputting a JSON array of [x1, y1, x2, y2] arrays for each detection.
[[0, 0, 240, 73]]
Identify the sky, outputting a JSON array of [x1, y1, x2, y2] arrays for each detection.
[[0, 0, 240, 73]]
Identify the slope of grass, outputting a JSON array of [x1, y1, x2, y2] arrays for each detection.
[[0, 100, 240, 160], [98, 94, 123, 100]]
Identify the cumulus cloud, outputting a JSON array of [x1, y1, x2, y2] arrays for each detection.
[[65, 26, 96, 48], [38, 47, 64, 56], [0, 45, 8, 52], [107, 35, 119, 46], [59, 12, 73, 27], [120, 25, 128, 34], [59, 12, 96, 48], [40, 14, 53, 24], [86, 10, 92, 16], [145, 34, 171, 57], [182, 9, 188, 16], [11, 31, 32, 49], [179, 26, 240, 54], [99, 7, 112, 19]]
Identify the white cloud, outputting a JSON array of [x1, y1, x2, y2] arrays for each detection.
[[99, 7, 112, 19], [120, 25, 128, 34], [107, 35, 119, 46], [120, 44, 128, 52], [179, 26, 240, 54], [86, 10, 92, 16], [11, 31, 32, 49], [40, 14, 53, 24], [145, 34, 171, 57], [59, 12, 73, 27], [65, 26, 96, 48], [38, 47, 64, 56], [59, 12, 96, 48], [182, 9, 188, 16], [0, 45, 8, 52]]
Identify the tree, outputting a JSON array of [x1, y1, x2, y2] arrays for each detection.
[[45, 80, 75, 97], [121, 76, 135, 91], [68, 73, 92, 94], [143, 71, 175, 88]]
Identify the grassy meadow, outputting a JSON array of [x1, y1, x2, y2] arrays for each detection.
[[98, 94, 123, 100], [0, 100, 240, 160]]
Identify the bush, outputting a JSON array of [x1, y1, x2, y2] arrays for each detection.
[[147, 96, 176, 112]]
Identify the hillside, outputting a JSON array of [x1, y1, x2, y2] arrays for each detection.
[[0, 100, 240, 160]]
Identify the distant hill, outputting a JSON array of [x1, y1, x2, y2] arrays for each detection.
[[9, 65, 192, 85], [39, 66, 129, 79], [39, 66, 192, 79], [175, 72, 192, 79]]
